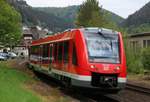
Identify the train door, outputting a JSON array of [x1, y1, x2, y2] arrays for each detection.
[[63, 41, 69, 72], [49, 44, 53, 71], [68, 40, 78, 73]]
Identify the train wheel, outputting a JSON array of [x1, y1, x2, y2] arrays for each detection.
[[61, 76, 71, 89]]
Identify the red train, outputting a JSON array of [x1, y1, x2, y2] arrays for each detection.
[[29, 27, 127, 93]]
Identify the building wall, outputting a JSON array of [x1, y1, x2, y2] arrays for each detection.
[[128, 36, 150, 51], [13, 46, 28, 56]]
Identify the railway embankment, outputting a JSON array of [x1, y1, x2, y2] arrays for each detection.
[[0, 60, 42, 102], [127, 74, 150, 89], [0, 59, 80, 102], [1, 59, 150, 102]]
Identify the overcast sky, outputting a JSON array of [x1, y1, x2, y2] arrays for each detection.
[[25, 0, 150, 18]]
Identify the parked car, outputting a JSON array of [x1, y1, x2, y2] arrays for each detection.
[[0, 52, 10, 59], [0, 55, 7, 61], [8, 52, 17, 59]]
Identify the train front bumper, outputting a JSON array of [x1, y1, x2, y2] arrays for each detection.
[[71, 77, 126, 91]]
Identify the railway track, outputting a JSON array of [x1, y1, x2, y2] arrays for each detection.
[[88, 95, 120, 102], [34, 71, 120, 102], [16, 59, 150, 102], [126, 83, 150, 96], [68, 91, 120, 102]]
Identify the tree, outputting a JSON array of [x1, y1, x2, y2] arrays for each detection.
[[0, 0, 21, 46], [142, 47, 150, 70], [75, 0, 105, 27]]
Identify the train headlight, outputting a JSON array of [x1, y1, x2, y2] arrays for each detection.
[[115, 66, 120, 70], [90, 65, 96, 69]]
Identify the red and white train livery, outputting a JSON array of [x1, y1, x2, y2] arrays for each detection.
[[29, 27, 127, 93]]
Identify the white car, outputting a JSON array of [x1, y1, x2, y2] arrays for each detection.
[[0, 52, 9, 59], [8, 52, 17, 59], [0, 55, 7, 61]]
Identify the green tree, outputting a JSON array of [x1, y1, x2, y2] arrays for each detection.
[[0, 0, 21, 46], [75, 0, 105, 27], [142, 47, 150, 70]]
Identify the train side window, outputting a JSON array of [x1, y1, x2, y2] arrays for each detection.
[[42, 44, 49, 57], [30, 45, 40, 61], [64, 41, 69, 63], [31, 46, 39, 55], [58, 42, 63, 62], [54, 43, 58, 62], [72, 43, 78, 65], [49, 44, 53, 64]]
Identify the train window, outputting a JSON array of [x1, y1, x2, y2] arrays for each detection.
[[54, 43, 58, 62], [72, 43, 78, 65], [49, 44, 53, 64], [42, 44, 49, 57], [58, 42, 63, 62], [30, 46, 40, 61], [64, 41, 69, 63], [84, 31, 120, 64], [41, 44, 49, 63], [31, 46, 39, 55]]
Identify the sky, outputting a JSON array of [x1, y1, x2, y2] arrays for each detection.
[[25, 0, 150, 18]]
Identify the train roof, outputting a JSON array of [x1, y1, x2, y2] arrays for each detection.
[[80, 27, 118, 34], [31, 27, 119, 46]]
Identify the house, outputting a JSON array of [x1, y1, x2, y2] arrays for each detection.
[[13, 26, 48, 56], [128, 32, 150, 51], [21, 28, 33, 47], [30, 26, 48, 40]]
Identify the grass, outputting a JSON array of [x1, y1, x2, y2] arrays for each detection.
[[0, 61, 42, 102], [0, 60, 76, 102]]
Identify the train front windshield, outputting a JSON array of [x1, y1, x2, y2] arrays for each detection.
[[84, 31, 120, 63]]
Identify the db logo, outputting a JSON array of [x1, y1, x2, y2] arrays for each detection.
[[103, 64, 110, 71]]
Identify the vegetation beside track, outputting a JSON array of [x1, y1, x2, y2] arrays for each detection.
[[0, 61, 42, 102], [126, 46, 150, 74], [0, 60, 77, 102]]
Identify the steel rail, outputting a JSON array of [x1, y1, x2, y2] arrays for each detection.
[[126, 83, 150, 96]]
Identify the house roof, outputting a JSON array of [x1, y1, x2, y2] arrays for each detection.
[[129, 32, 150, 38], [23, 29, 32, 35]]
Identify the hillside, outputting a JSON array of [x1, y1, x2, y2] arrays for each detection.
[[35, 6, 124, 26], [7, 0, 124, 33], [35, 6, 78, 26], [7, 0, 73, 33], [121, 1, 150, 33]]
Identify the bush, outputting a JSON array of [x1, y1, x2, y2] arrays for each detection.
[[142, 47, 150, 70], [125, 44, 144, 74]]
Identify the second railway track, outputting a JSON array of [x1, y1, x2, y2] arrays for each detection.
[[126, 83, 150, 96]]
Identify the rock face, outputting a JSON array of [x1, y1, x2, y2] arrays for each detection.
[[121, 1, 150, 27], [7, 0, 28, 6]]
